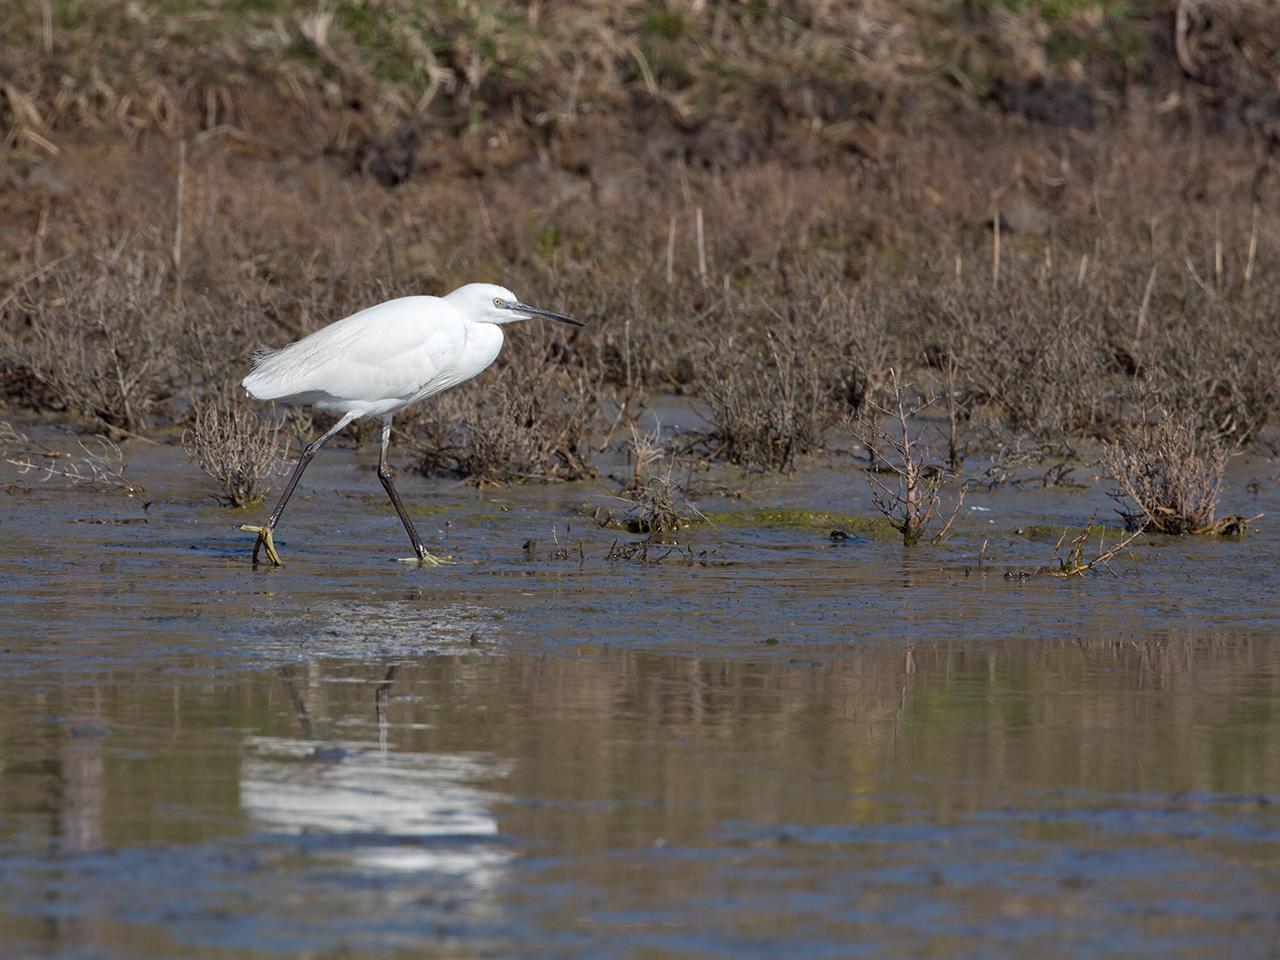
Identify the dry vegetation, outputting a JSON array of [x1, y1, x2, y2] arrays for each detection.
[[7, 256, 175, 433], [1004, 517, 1148, 579], [411, 347, 599, 484], [616, 421, 701, 537], [1, 420, 142, 496], [1101, 403, 1237, 534], [849, 372, 964, 547], [1, 0, 1279, 537], [183, 386, 286, 506]]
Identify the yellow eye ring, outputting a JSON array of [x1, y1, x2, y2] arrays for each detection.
[[493, 297, 503, 307]]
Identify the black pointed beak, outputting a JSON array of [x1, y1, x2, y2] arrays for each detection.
[[514, 303, 585, 327]]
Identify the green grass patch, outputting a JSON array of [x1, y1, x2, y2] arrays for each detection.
[[976, 0, 1133, 19], [642, 6, 694, 42], [706, 508, 901, 540]]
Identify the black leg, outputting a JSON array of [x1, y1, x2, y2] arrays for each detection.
[[241, 412, 355, 565], [377, 417, 448, 565]]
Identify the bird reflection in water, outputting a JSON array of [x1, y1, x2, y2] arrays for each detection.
[[241, 663, 512, 890]]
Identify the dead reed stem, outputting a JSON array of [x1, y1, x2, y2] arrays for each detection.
[[1136, 264, 1156, 337], [1246, 205, 1258, 287], [1049, 521, 1146, 578], [992, 206, 1001, 291], [666, 216, 676, 287], [695, 206, 707, 284], [173, 140, 186, 275]]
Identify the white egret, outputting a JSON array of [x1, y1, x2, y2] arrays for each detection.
[[238, 283, 583, 566]]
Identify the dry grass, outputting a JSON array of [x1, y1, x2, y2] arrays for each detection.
[[0, 420, 142, 497], [4, 128, 1280, 488], [4, 3, 1280, 498], [1101, 406, 1232, 535], [4, 256, 174, 433], [412, 349, 599, 485], [849, 372, 964, 547], [700, 324, 826, 473], [1047, 521, 1146, 578], [8, 0, 1280, 171], [621, 468, 695, 538], [616, 421, 701, 537], [183, 386, 286, 507], [1004, 517, 1146, 580]]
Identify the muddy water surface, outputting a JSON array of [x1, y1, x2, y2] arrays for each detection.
[[2, 438, 1279, 958]]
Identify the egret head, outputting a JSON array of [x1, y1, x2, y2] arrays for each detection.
[[446, 283, 584, 328]]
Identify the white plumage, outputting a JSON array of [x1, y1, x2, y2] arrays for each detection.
[[244, 290, 499, 417], [236, 282, 583, 566]]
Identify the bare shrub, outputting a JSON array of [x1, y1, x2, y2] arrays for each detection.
[[694, 282, 890, 474], [785, 272, 893, 418], [558, 275, 711, 392], [617, 422, 701, 536], [701, 323, 826, 472], [5, 257, 174, 433], [414, 353, 600, 485], [605, 539, 708, 566], [1139, 300, 1280, 446], [848, 372, 963, 547], [920, 276, 1113, 442], [939, 353, 969, 473], [183, 386, 286, 507], [621, 467, 699, 537], [175, 289, 278, 390], [1101, 407, 1232, 535], [976, 428, 1081, 490]]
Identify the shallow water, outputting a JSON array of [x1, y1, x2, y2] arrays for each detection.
[[2, 436, 1279, 958]]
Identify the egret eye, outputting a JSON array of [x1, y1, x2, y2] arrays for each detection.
[[493, 298, 503, 307]]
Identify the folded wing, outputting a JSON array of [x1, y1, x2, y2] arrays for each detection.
[[243, 296, 467, 407]]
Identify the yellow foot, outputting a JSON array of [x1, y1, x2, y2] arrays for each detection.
[[239, 524, 283, 566], [396, 550, 454, 566]]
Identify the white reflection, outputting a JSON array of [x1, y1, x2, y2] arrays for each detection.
[[241, 736, 512, 880]]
